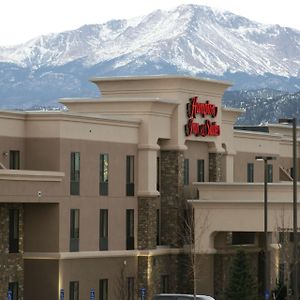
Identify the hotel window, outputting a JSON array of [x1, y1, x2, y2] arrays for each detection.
[[70, 152, 80, 195], [9, 209, 19, 253], [184, 159, 189, 185], [157, 156, 160, 191], [126, 209, 134, 250], [70, 209, 79, 252], [9, 150, 20, 169], [197, 159, 205, 182], [99, 279, 108, 300], [100, 154, 109, 196], [69, 281, 79, 300], [8, 282, 18, 300], [156, 209, 160, 245], [247, 163, 254, 183], [161, 275, 169, 293], [291, 167, 294, 179], [100, 209, 108, 250], [127, 277, 134, 300], [232, 232, 255, 245], [289, 232, 300, 242], [126, 156, 134, 196], [267, 164, 273, 183]]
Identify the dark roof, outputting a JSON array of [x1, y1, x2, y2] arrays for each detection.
[[234, 125, 269, 133]]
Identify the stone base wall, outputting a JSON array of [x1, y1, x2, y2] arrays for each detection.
[[0, 204, 24, 300]]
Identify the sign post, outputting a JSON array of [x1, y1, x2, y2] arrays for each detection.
[[265, 288, 270, 300], [140, 287, 146, 300], [7, 290, 12, 300], [60, 289, 64, 300], [90, 288, 95, 300]]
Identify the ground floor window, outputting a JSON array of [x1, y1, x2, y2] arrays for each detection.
[[127, 277, 134, 300], [161, 275, 169, 293], [69, 281, 79, 300], [99, 279, 108, 300], [231, 232, 255, 245], [8, 282, 18, 300]]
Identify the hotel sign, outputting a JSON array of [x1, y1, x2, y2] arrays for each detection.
[[184, 96, 220, 137]]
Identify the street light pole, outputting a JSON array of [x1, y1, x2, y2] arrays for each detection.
[[256, 156, 276, 300], [279, 118, 298, 300]]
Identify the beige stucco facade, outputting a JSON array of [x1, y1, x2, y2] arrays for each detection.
[[0, 75, 299, 300]]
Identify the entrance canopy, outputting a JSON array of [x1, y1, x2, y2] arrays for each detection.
[[189, 182, 299, 253]]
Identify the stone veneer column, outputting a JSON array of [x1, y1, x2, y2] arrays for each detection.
[[160, 150, 184, 247], [209, 152, 223, 182], [0, 204, 24, 300], [138, 196, 159, 250], [137, 255, 149, 299]]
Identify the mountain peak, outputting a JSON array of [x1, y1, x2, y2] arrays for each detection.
[[0, 4, 300, 77]]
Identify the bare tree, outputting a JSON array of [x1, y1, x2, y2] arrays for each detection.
[[114, 260, 128, 300], [274, 207, 294, 300], [114, 260, 137, 300], [181, 201, 210, 300]]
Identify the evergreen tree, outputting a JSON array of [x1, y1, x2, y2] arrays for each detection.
[[224, 250, 258, 300]]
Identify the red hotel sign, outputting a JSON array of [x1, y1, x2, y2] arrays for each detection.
[[184, 96, 220, 137]]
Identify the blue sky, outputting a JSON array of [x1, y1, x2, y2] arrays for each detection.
[[1, 0, 299, 46]]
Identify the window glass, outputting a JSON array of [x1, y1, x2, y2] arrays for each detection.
[[127, 277, 134, 300], [69, 281, 79, 300], [70, 152, 80, 195], [161, 275, 169, 293], [100, 154, 109, 196], [70, 209, 79, 251], [99, 279, 108, 300], [126, 209, 134, 250], [9, 150, 20, 170], [126, 156, 135, 196], [184, 159, 189, 185], [267, 164, 273, 182], [247, 163, 254, 183], [157, 156, 160, 191], [126, 156, 134, 183], [8, 282, 18, 300], [232, 232, 255, 245], [197, 159, 205, 182], [156, 209, 160, 245], [100, 209, 108, 250]]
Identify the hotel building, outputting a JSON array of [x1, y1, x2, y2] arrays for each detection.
[[0, 75, 299, 300]]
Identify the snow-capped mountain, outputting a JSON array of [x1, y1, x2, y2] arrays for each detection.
[[0, 4, 300, 109], [1, 4, 300, 76]]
